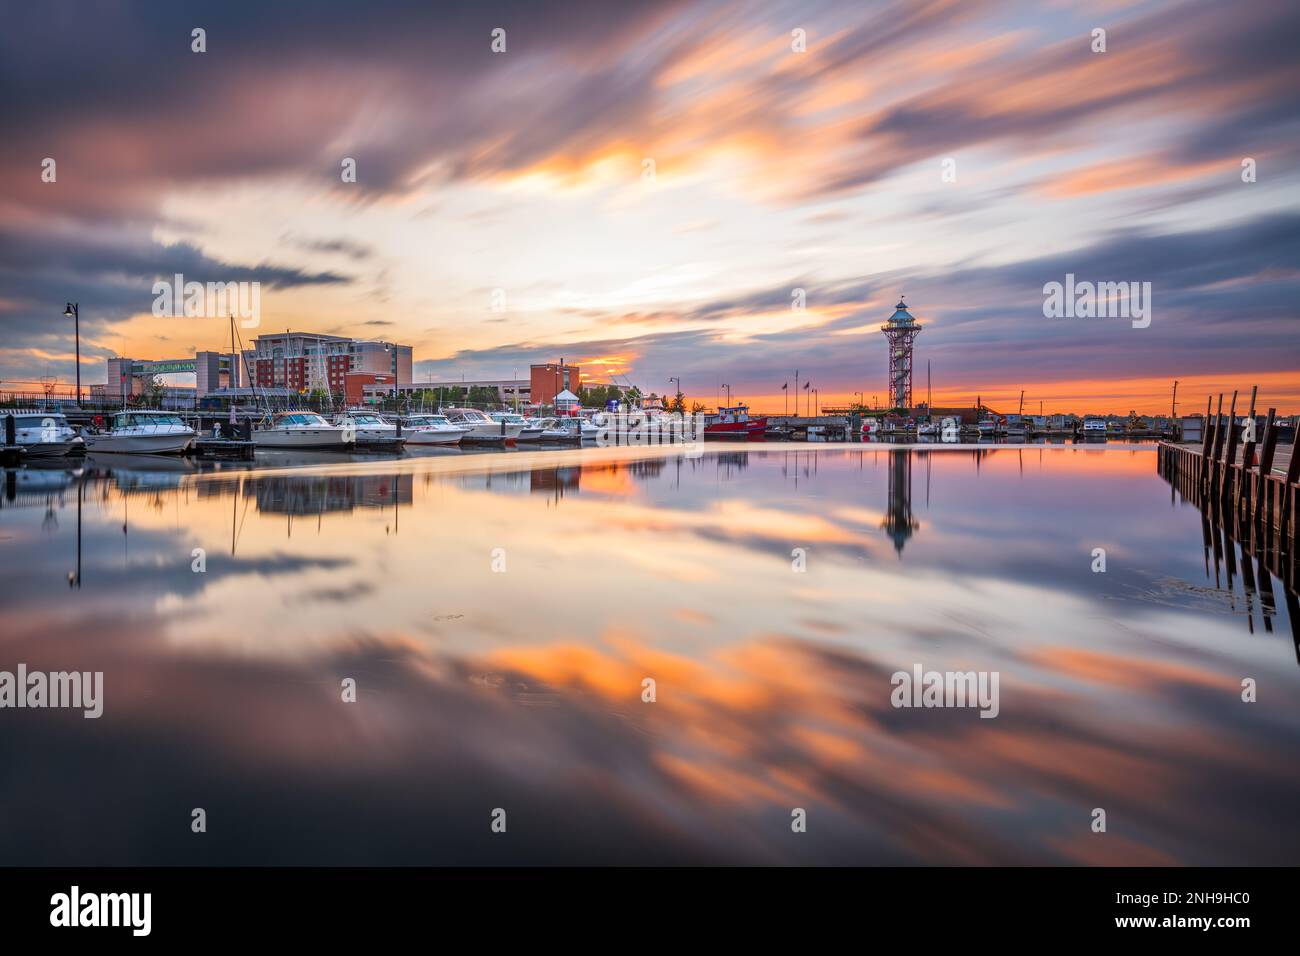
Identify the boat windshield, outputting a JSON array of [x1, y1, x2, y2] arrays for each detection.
[[350, 414, 385, 425], [114, 413, 186, 428], [14, 414, 67, 428], [280, 413, 329, 426]]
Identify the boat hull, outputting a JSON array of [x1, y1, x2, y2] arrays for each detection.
[[82, 432, 195, 454], [252, 428, 352, 449], [458, 422, 525, 443], [17, 438, 81, 457], [704, 418, 767, 439], [404, 428, 465, 445]]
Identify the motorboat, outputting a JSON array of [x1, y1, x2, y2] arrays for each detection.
[[1082, 416, 1108, 440], [526, 417, 576, 442], [4, 410, 82, 456], [251, 411, 353, 449], [554, 416, 599, 440], [82, 410, 195, 454], [703, 404, 767, 439], [333, 411, 407, 446], [443, 407, 524, 443], [489, 411, 544, 442], [402, 414, 471, 445]]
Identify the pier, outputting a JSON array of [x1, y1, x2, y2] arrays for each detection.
[[767, 416, 852, 441], [1157, 391, 1298, 588]]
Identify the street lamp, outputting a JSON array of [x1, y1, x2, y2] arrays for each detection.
[[63, 302, 81, 405], [720, 382, 732, 406]]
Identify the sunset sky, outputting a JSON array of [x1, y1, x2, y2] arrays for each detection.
[[1, 0, 1297, 413]]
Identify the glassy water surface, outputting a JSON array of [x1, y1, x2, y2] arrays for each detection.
[[2, 445, 1297, 865]]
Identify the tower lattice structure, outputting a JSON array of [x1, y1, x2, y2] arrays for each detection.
[[881, 297, 921, 411]]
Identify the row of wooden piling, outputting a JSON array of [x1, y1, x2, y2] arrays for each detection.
[[1157, 388, 1298, 589]]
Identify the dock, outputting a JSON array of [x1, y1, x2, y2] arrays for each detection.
[[191, 438, 256, 460], [1157, 391, 1298, 588], [767, 416, 853, 441]]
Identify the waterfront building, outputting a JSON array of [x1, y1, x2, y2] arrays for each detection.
[[530, 360, 583, 407], [242, 332, 412, 394]]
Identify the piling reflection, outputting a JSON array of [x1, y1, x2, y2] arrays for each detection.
[[1, 446, 1297, 865]]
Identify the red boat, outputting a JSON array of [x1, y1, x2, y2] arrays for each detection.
[[704, 404, 768, 439]]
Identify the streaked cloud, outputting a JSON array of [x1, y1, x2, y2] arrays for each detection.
[[1, 0, 1296, 408]]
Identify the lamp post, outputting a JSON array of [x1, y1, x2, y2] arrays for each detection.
[[720, 383, 732, 407], [63, 302, 81, 405], [669, 376, 681, 411]]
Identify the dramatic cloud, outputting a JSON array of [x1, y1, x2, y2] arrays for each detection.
[[1, 0, 1296, 409]]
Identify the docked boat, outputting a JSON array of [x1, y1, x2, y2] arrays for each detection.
[[402, 414, 471, 445], [443, 407, 524, 443], [333, 411, 407, 447], [527, 417, 580, 442], [555, 416, 599, 440], [5, 411, 82, 456], [489, 411, 544, 442], [916, 420, 938, 437], [1082, 416, 1108, 440], [704, 404, 767, 439], [977, 416, 1003, 438], [251, 411, 353, 449], [82, 410, 196, 454]]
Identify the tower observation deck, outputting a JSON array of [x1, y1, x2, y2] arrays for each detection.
[[881, 297, 922, 410]]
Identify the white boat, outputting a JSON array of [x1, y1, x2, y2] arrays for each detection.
[[527, 417, 576, 442], [554, 416, 599, 440], [443, 407, 524, 443], [1082, 416, 1108, 439], [251, 411, 353, 449], [490, 411, 544, 442], [83, 410, 195, 454], [916, 420, 938, 437], [333, 411, 406, 446], [402, 414, 471, 445], [5, 411, 82, 456]]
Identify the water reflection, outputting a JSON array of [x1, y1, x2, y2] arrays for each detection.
[[1, 446, 1297, 865]]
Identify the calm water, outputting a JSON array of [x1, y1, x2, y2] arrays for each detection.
[[2, 444, 1297, 865]]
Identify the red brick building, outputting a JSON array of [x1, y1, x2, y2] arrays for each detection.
[[530, 360, 582, 406], [345, 371, 394, 405]]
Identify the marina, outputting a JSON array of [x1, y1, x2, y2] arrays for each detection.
[[2, 0, 1298, 919]]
